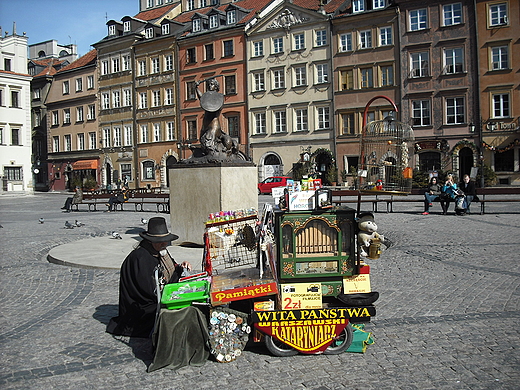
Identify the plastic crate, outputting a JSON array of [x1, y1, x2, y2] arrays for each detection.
[[161, 280, 210, 310]]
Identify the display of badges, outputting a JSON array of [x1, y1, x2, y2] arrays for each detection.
[[209, 309, 249, 363]]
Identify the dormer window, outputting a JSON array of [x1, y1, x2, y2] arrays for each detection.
[[108, 25, 116, 36], [187, 0, 195, 11], [123, 21, 131, 32], [353, 0, 365, 13], [145, 28, 154, 39], [209, 15, 218, 29], [227, 10, 236, 25], [162, 24, 170, 35], [373, 0, 385, 9], [193, 19, 201, 32], [147, 0, 154, 8]]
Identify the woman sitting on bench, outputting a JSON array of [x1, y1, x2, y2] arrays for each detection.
[[422, 177, 441, 215]]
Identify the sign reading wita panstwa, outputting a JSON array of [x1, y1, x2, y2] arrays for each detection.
[[252, 307, 375, 354]]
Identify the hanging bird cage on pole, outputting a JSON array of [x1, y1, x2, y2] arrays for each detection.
[[359, 96, 415, 194]]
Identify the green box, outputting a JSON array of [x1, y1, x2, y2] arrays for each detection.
[[161, 280, 210, 310]]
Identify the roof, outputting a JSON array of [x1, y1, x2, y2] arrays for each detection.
[[134, 3, 179, 22], [57, 50, 97, 73], [174, 0, 272, 25], [293, 0, 346, 13], [0, 69, 32, 78]]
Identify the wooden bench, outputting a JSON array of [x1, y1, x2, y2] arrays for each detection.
[[127, 192, 169, 213], [331, 189, 393, 212], [71, 189, 169, 213]]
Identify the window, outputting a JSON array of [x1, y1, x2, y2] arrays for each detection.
[[295, 108, 308, 132], [108, 25, 116, 36], [145, 28, 154, 39], [227, 115, 239, 138], [193, 19, 201, 32], [317, 107, 330, 129], [11, 91, 19, 108], [209, 15, 218, 29], [62, 81, 70, 95], [0, 127, 3, 144], [443, 3, 462, 26], [360, 67, 373, 88], [52, 111, 59, 126], [87, 75, 94, 89], [64, 134, 71, 151], [359, 30, 372, 49], [379, 26, 392, 46], [489, 3, 508, 26], [253, 41, 263, 57], [78, 133, 85, 150], [101, 60, 109, 75], [0, 89, 3, 106], [77, 106, 84, 122], [227, 10, 236, 24], [223, 40, 234, 57], [113, 90, 121, 108], [139, 60, 146, 76], [316, 64, 329, 84], [103, 128, 111, 148], [152, 90, 161, 107], [492, 93, 510, 118], [205, 44, 214, 60], [89, 132, 96, 149], [373, 0, 385, 9], [187, 119, 197, 139], [353, 0, 365, 13], [151, 57, 160, 73], [341, 113, 355, 135], [113, 127, 122, 147], [254, 112, 266, 134], [409, 9, 427, 31], [76, 78, 83, 92], [53, 136, 59, 152], [102, 93, 110, 109], [380, 65, 394, 86], [112, 57, 120, 73], [274, 110, 286, 133], [87, 104, 95, 120], [123, 89, 131, 106], [446, 97, 465, 124], [33, 88, 41, 100], [187, 48, 196, 64], [315, 30, 327, 47], [273, 37, 283, 54], [294, 66, 307, 87], [165, 88, 173, 105], [140, 124, 149, 143], [253, 72, 265, 92], [341, 69, 354, 90], [225, 76, 236, 95], [273, 69, 285, 89], [444, 47, 464, 74], [147, 0, 154, 8], [11, 129, 20, 145], [186, 81, 197, 100], [294, 33, 305, 50], [34, 111, 41, 127], [124, 126, 133, 146], [162, 23, 170, 35], [166, 122, 175, 141], [412, 100, 431, 126], [121, 163, 132, 181], [143, 161, 155, 180], [123, 55, 130, 70], [494, 149, 514, 172], [5, 167, 22, 181], [153, 123, 161, 142], [64, 109, 71, 124], [123, 21, 131, 32], [186, 0, 194, 10], [340, 33, 352, 52], [410, 51, 429, 77], [139, 92, 148, 109], [491, 46, 508, 70], [165, 55, 173, 71], [4, 58, 12, 71]]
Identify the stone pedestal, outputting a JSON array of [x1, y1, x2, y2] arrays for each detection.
[[169, 163, 257, 246]]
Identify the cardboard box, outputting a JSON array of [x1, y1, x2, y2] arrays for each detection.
[[288, 191, 315, 211]]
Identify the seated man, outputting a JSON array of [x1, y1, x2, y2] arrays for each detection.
[[106, 186, 128, 212], [61, 186, 83, 212], [459, 174, 476, 212], [106, 217, 192, 338]]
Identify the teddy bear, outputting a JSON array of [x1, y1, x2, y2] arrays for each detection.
[[357, 212, 392, 259]]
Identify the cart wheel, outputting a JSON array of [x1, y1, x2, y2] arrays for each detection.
[[323, 324, 353, 355], [264, 335, 298, 357]]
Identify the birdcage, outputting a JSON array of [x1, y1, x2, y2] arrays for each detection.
[[359, 96, 415, 194]]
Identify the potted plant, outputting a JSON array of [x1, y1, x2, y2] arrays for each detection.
[[325, 165, 338, 186]]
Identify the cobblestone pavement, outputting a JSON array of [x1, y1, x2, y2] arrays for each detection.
[[0, 193, 519, 389]]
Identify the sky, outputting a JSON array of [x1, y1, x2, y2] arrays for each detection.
[[0, 0, 139, 57]]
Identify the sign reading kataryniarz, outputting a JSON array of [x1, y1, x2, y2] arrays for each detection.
[[251, 307, 376, 323]]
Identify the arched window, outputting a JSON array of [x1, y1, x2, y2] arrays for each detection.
[[59, 50, 69, 57], [38, 50, 46, 57]]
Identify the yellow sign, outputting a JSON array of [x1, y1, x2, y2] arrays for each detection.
[[281, 282, 322, 310], [343, 274, 371, 294]]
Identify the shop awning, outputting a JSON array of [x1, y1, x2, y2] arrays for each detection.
[[72, 160, 98, 170]]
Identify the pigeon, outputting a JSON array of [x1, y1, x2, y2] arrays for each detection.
[[111, 231, 122, 239], [65, 221, 75, 229], [38, 218, 45, 224], [75, 220, 85, 227], [141, 218, 148, 225]]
